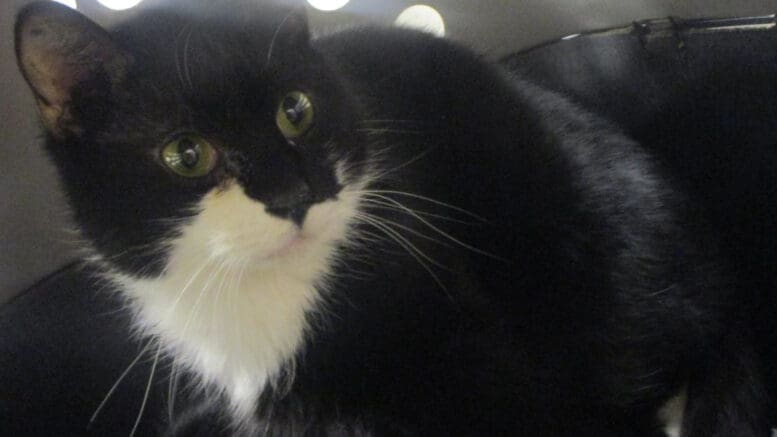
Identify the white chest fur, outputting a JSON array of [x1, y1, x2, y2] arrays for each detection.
[[107, 183, 360, 421]]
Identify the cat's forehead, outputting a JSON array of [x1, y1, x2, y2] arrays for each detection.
[[103, 4, 321, 129], [114, 2, 307, 82]]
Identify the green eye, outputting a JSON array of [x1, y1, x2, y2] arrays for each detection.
[[276, 91, 314, 139], [161, 134, 217, 178]]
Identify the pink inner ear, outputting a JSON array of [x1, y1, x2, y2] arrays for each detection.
[[24, 47, 88, 108], [20, 24, 94, 108], [17, 7, 128, 110]]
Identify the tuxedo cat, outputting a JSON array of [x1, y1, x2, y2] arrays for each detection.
[[14, 1, 770, 435]]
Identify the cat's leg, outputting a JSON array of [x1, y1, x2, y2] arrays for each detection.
[[680, 330, 770, 437]]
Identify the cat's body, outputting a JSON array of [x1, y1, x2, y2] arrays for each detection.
[[12, 1, 770, 435]]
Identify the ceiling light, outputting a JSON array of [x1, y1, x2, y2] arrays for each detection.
[[395, 5, 445, 37], [52, 0, 77, 8], [96, 0, 144, 11], [306, 0, 349, 11]]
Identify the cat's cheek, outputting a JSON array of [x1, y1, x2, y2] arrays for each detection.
[[188, 182, 299, 262], [171, 180, 358, 266], [304, 190, 360, 244]]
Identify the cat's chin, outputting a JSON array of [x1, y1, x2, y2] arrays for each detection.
[[99, 183, 361, 420], [267, 232, 310, 259], [263, 232, 307, 260]]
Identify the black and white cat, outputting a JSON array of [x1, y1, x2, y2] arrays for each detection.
[[13, 0, 770, 435]]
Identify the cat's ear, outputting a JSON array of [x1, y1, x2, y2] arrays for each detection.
[[267, 7, 311, 57], [280, 7, 310, 46], [15, 1, 131, 138]]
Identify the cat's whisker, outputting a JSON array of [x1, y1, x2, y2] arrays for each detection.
[[230, 258, 250, 339], [89, 337, 157, 427], [179, 259, 232, 352], [94, 241, 174, 268], [359, 193, 507, 262], [173, 24, 189, 92], [359, 198, 477, 226], [215, 237, 278, 256], [356, 214, 449, 270], [210, 259, 234, 329], [165, 257, 216, 319], [130, 344, 162, 437], [358, 211, 454, 249], [150, 216, 194, 226], [218, 257, 249, 342], [164, 254, 211, 423], [351, 229, 407, 261], [265, 8, 299, 66], [350, 228, 388, 245], [355, 214, 451, 297], [167, 356, 180, 423], [359, 190, 490, 223], [646, 284, 677, 297], [337, 154, 393, 183], [357, 119, 427, 125], [366, 147, 436, 182], [182, 24, 196, 91], [164, 258, 231, 419], [355, 128, 429, 136], [162, 262, 230, 417]]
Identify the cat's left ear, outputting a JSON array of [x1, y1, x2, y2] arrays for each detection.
[[15, 1, 131, 138], [268, 7, 311, 57]]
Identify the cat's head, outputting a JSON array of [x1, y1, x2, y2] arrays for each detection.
[[15, 0, 369, 277]]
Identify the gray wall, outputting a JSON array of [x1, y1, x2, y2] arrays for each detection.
[[2, 0, 776, 303]]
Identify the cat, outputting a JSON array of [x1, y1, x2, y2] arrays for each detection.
[[13, 0, 771, 435]]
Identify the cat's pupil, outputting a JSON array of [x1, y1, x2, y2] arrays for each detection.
[[285, 108, 302, 124], [178, 139, 200, 169], [283, 97, 303, 125]]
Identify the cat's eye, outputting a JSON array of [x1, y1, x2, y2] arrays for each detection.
[[276, 91, 315, 139], [161, 135, 217, 178]]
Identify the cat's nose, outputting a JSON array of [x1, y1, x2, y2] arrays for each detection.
[[264, 182, 314, 226]]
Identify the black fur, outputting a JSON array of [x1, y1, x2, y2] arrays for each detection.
[[12, 1, 771, 435]]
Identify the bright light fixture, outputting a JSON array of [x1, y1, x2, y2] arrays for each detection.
[[96, 0, 144, 11], [306, 0, 349, 11], [395, 5, 445, 37], [52, 0, 77, 8]]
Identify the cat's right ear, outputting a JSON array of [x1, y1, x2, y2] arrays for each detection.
[[15, 1, 131, 138]]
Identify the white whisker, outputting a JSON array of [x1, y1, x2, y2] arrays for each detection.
[[357, 214, 448, 270], [89, 338, 156, 427], [359, 211, 453, 248], [181, 259, 230, 339], [361, 193, 505, 261], [360, 197, 476, 225], [167, 356, 180, 423], [355, 128, 428, 136], [355, 214, 450, 297], [359, 190, 489, 223], [367, 148, 435, 182], [182, 25, 195, 91], [265, 8, 298, 66], [130, 344, 162, 437]]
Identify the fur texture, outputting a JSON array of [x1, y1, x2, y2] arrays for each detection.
[[109, 181, 363, 422], [14, 1, 771, 435]]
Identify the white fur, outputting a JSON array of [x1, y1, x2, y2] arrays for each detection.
[[659, 388, 687, 437], [107, 180, 362, 424]]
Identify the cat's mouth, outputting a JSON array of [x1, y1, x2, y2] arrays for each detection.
[[194, 184, 352, 266], [265, 231, 307, 259], [258, 199, 342, 261]]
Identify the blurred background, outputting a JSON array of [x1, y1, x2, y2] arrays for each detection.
[[1, 0, 776, 303]]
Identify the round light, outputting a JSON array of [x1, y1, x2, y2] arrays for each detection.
[[52, 0, 77, 8], [96, 0, 144, 11], [306, 0, 349, 11], [395, 5, 445, 37]]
